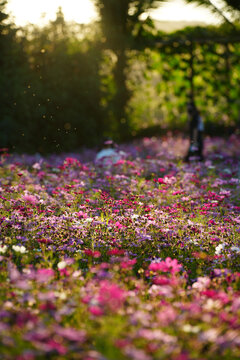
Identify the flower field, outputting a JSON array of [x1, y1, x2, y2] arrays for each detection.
[[0, 135, 240, 360]]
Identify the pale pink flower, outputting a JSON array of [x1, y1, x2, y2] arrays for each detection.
[[22, 194, 39, 205], [157, 306, 177, 326], [36, 268, 55, 283], [192, 277, 211, 291], [98, 280, 126, 311]]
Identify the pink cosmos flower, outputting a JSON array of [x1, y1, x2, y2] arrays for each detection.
[[22, 194, 39, 205], [84, 249, 101, 258], [107, 248, 125, 256], [157, 306, 177, 326], [115, 221, 123, 229], [63, 157, 81, 169], [37, 171, 45, 179], [16, 311, 38, 328], [174, 353, 190, 360], [37, 238, 52, 245], [172, 190, 183, 195], [120, 258, 137, 269], [54, 326, 86, 342], [232, 297, 240, 312], [39, 301, 56, 311], [76, 211, 88, 219], [153, 275, 172, 285], [89, 306, 104, 316], [36, 268, 55, 283], [153, 177, 166, 184], [98, 280, 126, 311], [16, 354, 35, 360], [44, 339, 67, 355], [149, 257, 182, 274]]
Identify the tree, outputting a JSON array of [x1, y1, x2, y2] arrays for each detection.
[[0, 0, 14, 76], [94, 0, 167, 140], [18, 9, 104, 153], [0, 0, 21, 148], [0, 5, 105, 153]]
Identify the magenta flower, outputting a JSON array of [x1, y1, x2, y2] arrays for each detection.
[[37, 238, 52, 245], [149, 257, 182, 274], [84, 249, 101, 258], [153, 177, 166, 184], [44, 339, 67, 355], [89, 306, 104, 316], [107, 248, 125, 256], [98, 280, 126, 311], [63, 157, 81, 169], [153, 275, 171, 285], [115, 221, 123, 229], [120, 258, 137, 269]]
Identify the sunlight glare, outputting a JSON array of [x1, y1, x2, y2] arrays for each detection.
[[7, 0, 220, 27], [149, 0, 220, 24], [7, 0, 97, 26]]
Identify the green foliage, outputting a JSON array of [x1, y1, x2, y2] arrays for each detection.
[[94, 0, 167, 140], [0, 7, 104, 153], [127, 24, 240, 135]]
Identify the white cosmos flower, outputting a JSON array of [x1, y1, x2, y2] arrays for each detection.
[[183, 324, 200, 333], [0, 245, 7, 253], [215, 243, 226, 255], [12, 245, 27, 253], [57, 261, 67, 270], [54, 291, 67, 300]]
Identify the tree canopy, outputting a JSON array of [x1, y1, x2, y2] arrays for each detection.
[[0, 0, 240, 152]]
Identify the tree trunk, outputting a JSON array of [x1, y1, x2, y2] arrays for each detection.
[[113, 48, 131, 140], [189, 41, 195, 102]]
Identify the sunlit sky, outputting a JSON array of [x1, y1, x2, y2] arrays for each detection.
[[7, 0, 222, 26]]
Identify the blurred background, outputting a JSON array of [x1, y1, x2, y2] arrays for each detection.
[[0, 0, 240, 153]]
